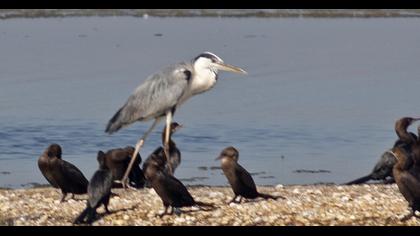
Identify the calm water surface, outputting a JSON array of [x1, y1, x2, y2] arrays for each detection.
[[1, 17, 420, 188]]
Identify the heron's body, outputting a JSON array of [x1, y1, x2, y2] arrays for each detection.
[[38, 144, 88, 202], [217, 146, 283, 203], [105, 61, 219, 134], [103, 146, 145, 188], [74, 151, 113, 225], [105, 52, 246, 188]]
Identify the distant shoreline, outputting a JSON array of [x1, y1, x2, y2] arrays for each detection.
[[1, 9, 420, 20]]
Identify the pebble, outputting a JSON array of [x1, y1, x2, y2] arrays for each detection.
[[0, 185, 418, 226], [208, 192, 224, 198], [275, 184, 284, 189]]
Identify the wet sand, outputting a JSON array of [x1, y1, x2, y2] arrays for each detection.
[[0, 184, 419, 226]]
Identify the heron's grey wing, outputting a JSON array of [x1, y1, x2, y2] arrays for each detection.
[[105, 63, 191, 133]]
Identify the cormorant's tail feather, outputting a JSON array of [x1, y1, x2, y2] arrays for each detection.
[[73, 205, 93, 225], [195, 201, 215, 209], [345, 174, 372, 185], [105, 107, 124, 134], [258, 193, 284, 200], [85, 206, 97, 224]]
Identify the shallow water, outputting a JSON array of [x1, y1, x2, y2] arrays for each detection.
[[1, 17, 420, 188]]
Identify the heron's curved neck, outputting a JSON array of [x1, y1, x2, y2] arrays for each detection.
[[191, 66, 217, 95]]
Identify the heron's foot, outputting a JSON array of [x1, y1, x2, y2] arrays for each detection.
[[120, 178, 136, 190]]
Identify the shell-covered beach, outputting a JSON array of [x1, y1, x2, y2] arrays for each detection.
[[1, 184, 419, 226]]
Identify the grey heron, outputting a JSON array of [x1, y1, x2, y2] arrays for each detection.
[[105, 52, 247, 188]]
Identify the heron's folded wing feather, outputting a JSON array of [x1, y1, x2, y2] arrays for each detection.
[[123, 63, 191, 122]]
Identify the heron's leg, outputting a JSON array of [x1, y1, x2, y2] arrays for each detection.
[[164, 111, 173, 175], [121, 118, 161, 188]]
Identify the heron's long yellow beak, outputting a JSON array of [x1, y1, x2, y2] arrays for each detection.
[[215, 62, 247, 74]]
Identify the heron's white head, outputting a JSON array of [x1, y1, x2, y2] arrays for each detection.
[[193, 52, 247, 75]]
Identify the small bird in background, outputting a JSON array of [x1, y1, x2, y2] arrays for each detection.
[[144, 153, 214, 217], [38, 144, 88, 202], [105, 52, 247, 188], [74, 151, 113, 225], [216, 146, 284, 204]]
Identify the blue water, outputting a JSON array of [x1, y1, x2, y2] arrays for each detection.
[[1, 17, 420, 188]]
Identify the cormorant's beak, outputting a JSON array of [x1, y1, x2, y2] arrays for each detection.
[[411, 118, 420, 124], [215, 155, 223, 161], [174, 124, 183, 132], [214, 62, 247, 74]]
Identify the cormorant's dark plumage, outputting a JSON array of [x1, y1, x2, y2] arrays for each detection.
[[346, 117, 420, 185], [143, 122, 182, 178], [216, 146, 284, 203], [103, 146, 145, 188], [391, 117, 420, 221], [144, 154, 213, 217], [38, 144, 88, 202], [74, 151, 113, 225]]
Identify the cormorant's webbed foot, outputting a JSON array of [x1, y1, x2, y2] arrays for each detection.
[[400, 212, 414, 221], [228, 196, 240, 204], [60, 193, 68, 203]]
